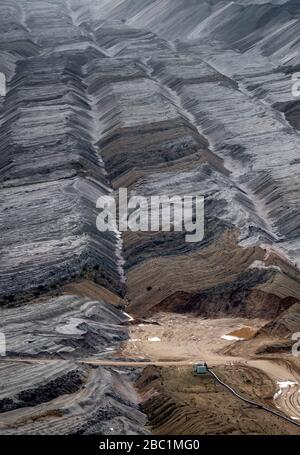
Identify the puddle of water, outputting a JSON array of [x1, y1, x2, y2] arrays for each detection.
[[221, 335, 242, 341], [274, 381, 298, 400], [221, 326, 257, 341], [277, 381, 298, 388], [56, 317, 86, 335]]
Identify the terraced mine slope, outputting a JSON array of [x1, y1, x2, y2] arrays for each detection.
[[137, 365, 299, 435], [0, 0, 300, 435]]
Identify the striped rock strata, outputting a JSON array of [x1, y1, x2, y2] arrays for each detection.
[[1, 0, 300, 435]]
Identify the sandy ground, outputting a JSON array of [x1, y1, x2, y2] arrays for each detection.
[[121, 313, 265, 364], [1, 311, 299, 433], [120, 312, 300, 424]]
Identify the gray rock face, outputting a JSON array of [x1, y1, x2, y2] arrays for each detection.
[[1, 0, 299, 308], [0, 293, 128, 359], [0, 361, 148, 435], [0, 16, 123, 303], [0, 287, 147, 435], [1, 0, 300, 434]]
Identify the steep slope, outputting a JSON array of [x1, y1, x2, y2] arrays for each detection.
[[0, 0, 300, 435]]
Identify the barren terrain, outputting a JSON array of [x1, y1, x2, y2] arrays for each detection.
[[1, 0, 300, 436], [120, 311, 300, 432], [137, 365, 299, 435]]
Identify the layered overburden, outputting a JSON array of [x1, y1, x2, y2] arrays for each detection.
[[0, 0, 300, 434]]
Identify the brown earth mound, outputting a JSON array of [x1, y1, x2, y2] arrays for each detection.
[[136, 365, 300, 435]]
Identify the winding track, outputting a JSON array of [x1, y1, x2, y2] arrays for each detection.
[[1, 355, 300, 427], [207, 367, 300, 429]]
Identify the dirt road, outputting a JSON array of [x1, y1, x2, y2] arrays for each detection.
[[1, 312, 299, 426]]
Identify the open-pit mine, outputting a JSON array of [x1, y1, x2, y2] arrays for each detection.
[[0, 0, 300, 436]]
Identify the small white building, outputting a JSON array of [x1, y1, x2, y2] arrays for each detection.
[[193, 361, 208, 375]]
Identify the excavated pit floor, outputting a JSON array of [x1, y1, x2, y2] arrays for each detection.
[[121, 312, 266, 363], [117, 312, 300, 434]]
